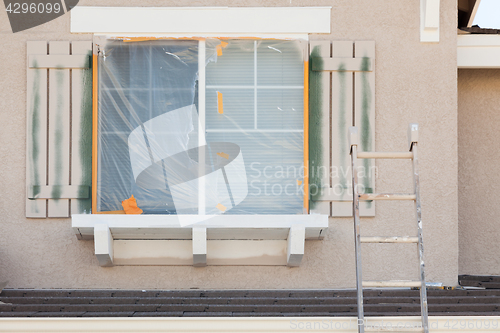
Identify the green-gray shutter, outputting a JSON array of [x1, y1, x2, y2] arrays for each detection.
[[309, 41, 375, 217], [26, 41, 93, 218]]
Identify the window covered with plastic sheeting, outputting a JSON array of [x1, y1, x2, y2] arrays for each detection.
[[97, 38, 305, 216]]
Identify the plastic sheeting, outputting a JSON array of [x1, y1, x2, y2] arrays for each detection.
[[97, 38, 304, 216]]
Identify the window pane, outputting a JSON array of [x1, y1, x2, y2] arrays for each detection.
[[257, 40, 304, 86], [98, 40, 198, 213], [205, 39, 304, 214], [97, 39, 304, 215]]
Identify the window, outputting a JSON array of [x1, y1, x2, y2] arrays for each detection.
[[96, 38, 306, 215]]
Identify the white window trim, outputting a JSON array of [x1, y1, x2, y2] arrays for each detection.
[[71, 7, 331, 267], [71, 6, 331, 35]]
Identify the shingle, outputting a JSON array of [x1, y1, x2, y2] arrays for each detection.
[[0, 312, 37, 317], [156, 304, 208, 312], [183, 312, 233, 317], [2, 282, 500, 318], [28, 312, 86, 317], [133, 312, 183, 317], [81, 312, 135, 317]]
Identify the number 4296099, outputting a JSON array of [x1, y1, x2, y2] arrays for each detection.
[[5, 2, 61, 14]]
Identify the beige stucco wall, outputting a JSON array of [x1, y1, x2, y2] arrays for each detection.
[[0, 0, 458, 289], [458, 69, 500, 275]]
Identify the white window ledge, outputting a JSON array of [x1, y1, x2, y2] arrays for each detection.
[[458, 35, 500, 68], [72, 214, 328, 267]]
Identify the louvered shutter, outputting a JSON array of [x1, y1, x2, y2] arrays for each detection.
[[309, 41, 375, 217], [26, 41, 93, 218]]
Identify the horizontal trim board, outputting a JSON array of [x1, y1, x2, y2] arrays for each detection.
[[457, 34, 500, 47], [28, 185, 90, 199], [72, 214, 328, 240], [458, 35, 500, 68], [29, 55, 90, 69], [311, 57, 372, 72], [71, 7, 331, 34], [0, 316, 499, 332]]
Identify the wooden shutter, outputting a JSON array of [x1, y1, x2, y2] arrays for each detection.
[[26, 41, 92, 218], [309, 41, 375, 217]]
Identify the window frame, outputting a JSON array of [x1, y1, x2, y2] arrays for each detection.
[[91, 36, 310, 215]]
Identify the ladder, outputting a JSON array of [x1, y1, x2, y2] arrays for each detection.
[[349, 124, 428, 333]]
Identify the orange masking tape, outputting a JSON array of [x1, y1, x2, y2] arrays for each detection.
[[217, 152, 229, 159], [92, 53, 98, 213], [303, 60, 309, 212], [216, 41, 229, 56], [216, 203, 227, 212], [95, 210, 126, 214], [121, 195, 143, 214], [217, 91, 224, 114]]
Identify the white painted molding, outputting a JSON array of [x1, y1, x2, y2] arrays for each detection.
[[420, 0, 440, 42], [72, 214, 328, 240], [94, 224, 113, 267], [71, 7, 331, 34], [287, 225, 305, 267], [458, 35, 500, 68], [73, 214, 327, 267], [192, 227, 207, 267], [0, 316, 499, 332]]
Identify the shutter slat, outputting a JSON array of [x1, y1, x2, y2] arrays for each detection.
[[26, 41, 48, 218], [28, 54, 90, 69], [331, 41, 355, 217], [354, 41, 376, 217], [70, 41, 93, 215], [309, 41, 331, 216], [47, 41, 71, 217], [28, 185, 90, 199]]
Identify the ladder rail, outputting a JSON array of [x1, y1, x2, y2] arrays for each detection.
[[411, 142, 429, 332], [351, 140, 365, 333]]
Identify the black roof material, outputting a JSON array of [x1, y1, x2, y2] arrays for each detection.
[[1, 284, 500, 317], [459, 274, 500, 289], [460, 26, 500, 34]]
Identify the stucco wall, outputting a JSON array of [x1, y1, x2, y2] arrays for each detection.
[[458, 69, 500, 275], [0, 0, 458, 289]]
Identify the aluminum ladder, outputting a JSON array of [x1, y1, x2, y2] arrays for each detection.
[[349, 124, 428, 333]]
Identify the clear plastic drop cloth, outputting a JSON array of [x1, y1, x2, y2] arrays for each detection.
[[97, 38, 305, 219]]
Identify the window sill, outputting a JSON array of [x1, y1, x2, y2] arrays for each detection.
[[72, 214, 328, 267]]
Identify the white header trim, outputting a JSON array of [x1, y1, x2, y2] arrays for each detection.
[[458, 35, 500, 68], [71, 7, 331, 34]]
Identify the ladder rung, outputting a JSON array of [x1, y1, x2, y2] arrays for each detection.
[[359, 193, 416, 201], [363, 280, 422, 288], [357, 151, 413, 159], [360, 236, 418, 243], [365, 327, 424, 332]]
